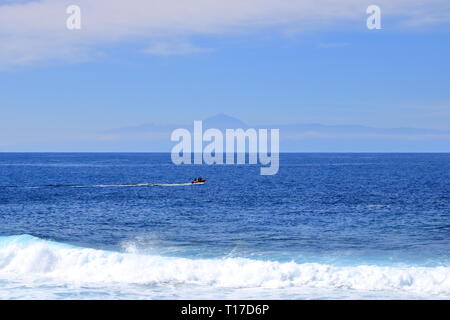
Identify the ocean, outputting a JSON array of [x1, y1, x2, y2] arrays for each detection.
[[0, 153, 449, 299]]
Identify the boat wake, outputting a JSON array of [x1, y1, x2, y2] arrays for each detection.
[[23, 182, 196, 189]]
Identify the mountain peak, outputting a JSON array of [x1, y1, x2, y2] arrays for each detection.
[[203, 114, 248, 128]]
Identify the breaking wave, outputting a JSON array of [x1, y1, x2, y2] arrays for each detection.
[[0, 235, 449, 298]]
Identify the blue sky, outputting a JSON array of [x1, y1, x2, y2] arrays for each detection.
[[0, 0, 449, 151]]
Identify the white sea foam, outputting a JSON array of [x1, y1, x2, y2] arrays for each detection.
[[0, 235, 449, 299], [26, 182, 196, 189]]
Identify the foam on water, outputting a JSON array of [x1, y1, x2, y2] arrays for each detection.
[[24, 182, 197, 189], [0, 235, 449, 299]]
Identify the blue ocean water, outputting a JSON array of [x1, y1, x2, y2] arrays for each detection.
[[0, 153, 449, 299]]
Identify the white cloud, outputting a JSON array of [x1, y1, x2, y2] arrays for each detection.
[[317, 42, 350, 49], [142, 41, 211, 56], [0, 0, 449, 67]]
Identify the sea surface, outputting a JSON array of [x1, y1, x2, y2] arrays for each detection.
[[0, 153, 449, 299]]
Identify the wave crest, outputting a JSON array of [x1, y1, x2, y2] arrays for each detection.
[[0, 235, 449, 296]]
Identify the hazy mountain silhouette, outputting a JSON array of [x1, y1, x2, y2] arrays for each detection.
[[202, 113, 248, 129], [92, 114, 450, 152], [105, 113, 449, 136], [5, 114, 449, 152], [105, 114, 248, 134]]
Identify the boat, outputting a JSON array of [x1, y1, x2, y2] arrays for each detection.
[[192, 178, 206, 184]]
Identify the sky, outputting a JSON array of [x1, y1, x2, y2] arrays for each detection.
[[0, 0, 449, 151]]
